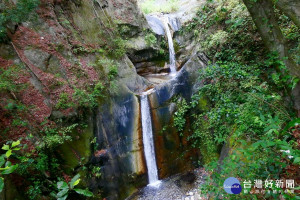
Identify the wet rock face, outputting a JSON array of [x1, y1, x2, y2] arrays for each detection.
[[89, 53, 208, 199], [23, 48, 63, 75], [145, 15, 165, 35], [135, 61, 169, 75], [148, 53, 208, 179], [146, 14, 181, 36], [105, 0, 148, 29], [91, 93, 147, 200], [126, 34, 167, 75], [127, 13, 182, 76]]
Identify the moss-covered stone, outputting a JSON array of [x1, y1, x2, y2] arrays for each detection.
[[174, 39, 181, 54], [153, 60, 166, 68], [70, 0, 106, 44], [197, 96, 209, 112], [59, 120, 93, 171]]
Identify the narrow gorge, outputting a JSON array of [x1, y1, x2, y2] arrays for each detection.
[[0, 0, 299, 200]]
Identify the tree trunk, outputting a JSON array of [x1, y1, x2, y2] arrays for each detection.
[[271, 0, 300, 28], [243, 0, 300, 77]]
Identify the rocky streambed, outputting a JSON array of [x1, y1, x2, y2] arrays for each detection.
[[126, 168, 207, 200]]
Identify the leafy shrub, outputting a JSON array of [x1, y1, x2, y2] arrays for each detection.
[[190, 62, 290, 151], [97, 58, 119, 82], [187, 61, 299, 199], [55, 92, 73, 110], [93, 82, 105, 97], [173, 97, 189, 135], [145, 33, 157, 46], [205, 30, 229, 51], [108, 65, 118, 80], [181, 0, 264, 63], [0, 141, 21, 192], [107, 38, 127, 58], [72, 82, 105, 109], [0, 64, 26, 92], [119, 25, 131, 37], [0, 0, 39, 41], [39, 124, 77, 149], [91, 166, 101, 178], [73, 89, 94, 108], [56, 174, 93, 200]]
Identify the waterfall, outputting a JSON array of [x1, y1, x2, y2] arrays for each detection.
[[163, 16, 177, 74], [140, 93, 161, 187]]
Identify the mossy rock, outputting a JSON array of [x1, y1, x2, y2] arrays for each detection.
[[59, 121, 93, 172], [197, 95, 209, 112], [153, 60, 166, 68], [174, 39, 181, 54]]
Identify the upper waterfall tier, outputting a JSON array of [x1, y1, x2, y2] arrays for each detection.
[[163, 16, 177, 74]]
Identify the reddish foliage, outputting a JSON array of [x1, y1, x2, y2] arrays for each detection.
[[279, 125, 300, 194], [291, 125, 300, 148], [94, 149, 107, 157], [21, 85, 51, 123], [0, 0, 104, 156], [63, 172, 71, 183], [80, 57, 99, 83], [0, 57, 13, 68]]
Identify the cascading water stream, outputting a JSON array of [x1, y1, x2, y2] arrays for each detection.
[[163, 16, 177, 74], [140, 91, 161, 187]]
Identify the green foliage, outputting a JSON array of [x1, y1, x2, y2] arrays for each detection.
[[72, 82, 105, 109], [181, 0, 264, 63], [26, 180, 43, 200], [157, 37, 169, 60], [73, 88, 94, 108], [119, 25, 131, 37], [97, 58, 119, 90], [107, 38, 127, 58], [188, 61, 299, 199], [38, 124, 78, 149], [93, 82, 105, 97], [145, 33, 157, 46], [277, 12, 300, 64], [20, 153, 59, 199], [0, 64, 26, 92], [56, 174, 93, 200], [0, 177, 3, 193], [72, 46, 91, 54], [91, 166, 101, 178], [56, 81, 105, 111], [140, 0, 180, 14], [41, 133, 72, 149], [0, 0, 39, 41], [204, 30, 229, 51], [55, 92, 73, 110], [202, 135, 299, 199], [0, 140, 21, 192], [182, 0, 299, 66], [108, 65, 118, 80], [191, 62, 289, 151], [173, 97, 189, 135], [266, 52, 300, 90]]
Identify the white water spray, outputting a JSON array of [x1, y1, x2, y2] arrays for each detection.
[[140, 91, 161, 187], [163, 16, 177, 74]]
